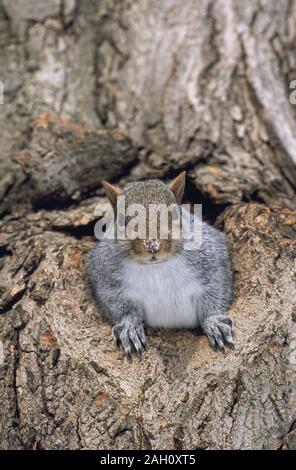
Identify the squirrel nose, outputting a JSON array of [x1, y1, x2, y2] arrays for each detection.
[[143, 238, 161, 254]]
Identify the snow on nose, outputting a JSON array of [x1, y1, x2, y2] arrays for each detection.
[[143, 238, 161, 254]]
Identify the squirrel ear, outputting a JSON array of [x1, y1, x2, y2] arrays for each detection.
[[101, 181, 122, 206], [168, 171, 186, 203]]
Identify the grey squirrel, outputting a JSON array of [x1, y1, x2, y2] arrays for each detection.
[[86, 172, 234, 356]]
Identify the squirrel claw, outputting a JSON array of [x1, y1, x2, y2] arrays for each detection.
[[112, 319, 147, 356], [202, 315, 234, 353]]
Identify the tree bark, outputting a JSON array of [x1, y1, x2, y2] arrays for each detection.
[[0, 0, 295, 450], [0, 199, 295, 450]]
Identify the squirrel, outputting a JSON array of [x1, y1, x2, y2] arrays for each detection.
[[86, 171, 234, 356]]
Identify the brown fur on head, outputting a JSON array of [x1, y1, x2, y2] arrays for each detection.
[[101, 172, 186, 264]]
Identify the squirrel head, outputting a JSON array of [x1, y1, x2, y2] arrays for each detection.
[[101, 171, 186, 264]]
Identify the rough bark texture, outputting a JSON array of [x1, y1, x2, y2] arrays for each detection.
[[1, 112, 136, 215], [0, 0, 296, 450]]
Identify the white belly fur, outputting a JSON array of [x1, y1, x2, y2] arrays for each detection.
[[122, 256, 203, 328]]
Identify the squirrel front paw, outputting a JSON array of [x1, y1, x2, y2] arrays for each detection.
[[202, 315, 234, 352], [112, 317, 147, 356]]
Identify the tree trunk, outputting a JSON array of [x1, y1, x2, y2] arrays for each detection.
[[0, 0, 295, 450]]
